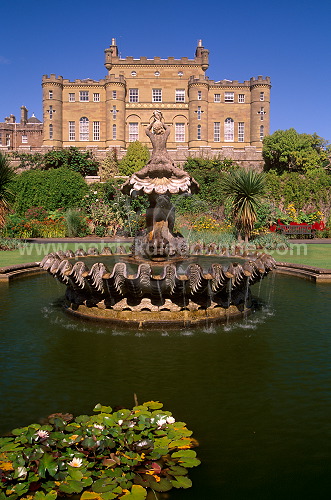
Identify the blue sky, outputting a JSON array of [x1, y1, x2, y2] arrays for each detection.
[[1, 0, 330, 142]]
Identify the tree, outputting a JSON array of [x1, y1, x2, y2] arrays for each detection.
[[11, 167, 88, 214], [0, 152, 15, 227], [42, 147, 99, 176], [262, 128, 330, 173], [99, 148, 119, 181], [118, 141, 150, 176], [220, 169, 266, 242], [183, 157, 240, 206]]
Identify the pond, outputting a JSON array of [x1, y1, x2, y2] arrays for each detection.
[[0, 271, 331, 499]]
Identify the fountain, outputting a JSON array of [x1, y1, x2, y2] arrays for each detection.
[[40, 111, 276, 327]]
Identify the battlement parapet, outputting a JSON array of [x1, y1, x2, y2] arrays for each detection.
[[42, 75, 106, 86], [105, 74, 126, 84], [107, 55, 202, 66], [250, 76, 271, 86]]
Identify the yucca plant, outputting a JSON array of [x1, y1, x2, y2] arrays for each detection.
[[220, 169, 266, 242], [0, 152, 15, 227]]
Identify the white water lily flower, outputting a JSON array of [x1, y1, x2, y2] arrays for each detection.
[[129, 421, 135, 428], [68, 457, 83, 468], [93, 424, 104, 430], [17, 467, 27, 479], [166, 416, 176, 424], [156, 418, 167, 428], [118, 419, 123, 426], [35, 430, 49, 440]]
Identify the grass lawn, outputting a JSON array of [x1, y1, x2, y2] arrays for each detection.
[[267, 243, 331, 269], [0, 241, 132, 268], [1, 241, 331, 270]]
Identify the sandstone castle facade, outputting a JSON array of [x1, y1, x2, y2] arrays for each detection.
[[41, 39, 270, 164], [1, 40, 270, 167]]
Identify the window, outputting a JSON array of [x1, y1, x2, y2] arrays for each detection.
[[214, 122, 220, 142], [93, 121, 100, 141], [155, 71, 160, 76], [224, 117, 234, 141], [197, 124, 201, 140], [238, 122, 245, 142], [112, 106, 117, 120], [69, 121, 75, 141], [259, 107, 265, 120], [176, 89, 185, 102], [224, 92, 234, 102], [49, 106, 53, 119], [69, 93, 75, 102], [6, 134, 10, 146], [238, 94, 245, 103], [197, 106, 202, 120], [152, 89, 162, 102], [112, 90, 117, 99], [131, 71, 137, 77], [260, 125, 264, 141], [129, 89, 139, 103], [112, 124, 117, 140], [49, 124, 53, 140], [0, 133, 2, 145], [79, 91, 89, 101], [21, 135, 28, 144], [79, 117, 89, 141], [175, 123, 185, 142], [93, 93, 100, 102], [214, 94, 221, 102], [197, 90, 202, 100], [129, 122, 138, 142], [48, 90, 53, 99], [260, 92, 265, 101]]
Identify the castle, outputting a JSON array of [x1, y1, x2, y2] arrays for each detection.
[[1, 40, 271, 167]]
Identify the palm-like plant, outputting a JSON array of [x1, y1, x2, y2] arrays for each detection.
[[220, 169, 265, 242], [0, 152, 15, 227]]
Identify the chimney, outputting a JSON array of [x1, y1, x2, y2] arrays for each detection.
[[21, 105, 28, 125]]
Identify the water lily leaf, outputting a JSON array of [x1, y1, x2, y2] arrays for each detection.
[[92, 478, 117, 493], [0, 442, 24, 453], [93, 404, 112, 414], [81, 437, 97, 449], [120, 485, 147, 499], [38, 453, 58, 478], [33, 491, 58, 500], [171, 476, 192, 489], [171, 449, 196, 459], [68, 468, 84, 481], [168, 465, 188, 476], [141, 401, 163, 410], [148, 477, 172, 492], [177, 457, 201, 468], [59, 479, 84, 494]]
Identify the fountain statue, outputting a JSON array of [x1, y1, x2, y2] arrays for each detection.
[[40, 111, 276, 327]]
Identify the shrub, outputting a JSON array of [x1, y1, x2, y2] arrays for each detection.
[[42, 147, 99, 176], [118, 141, 150, 176], [64, 209, 90, 237], [11, 167, 89, 214]]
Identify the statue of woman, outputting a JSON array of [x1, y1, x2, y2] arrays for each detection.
[[121, 110, 199, 196]]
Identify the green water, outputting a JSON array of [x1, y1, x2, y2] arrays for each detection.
[[1, 272, 331, 499]]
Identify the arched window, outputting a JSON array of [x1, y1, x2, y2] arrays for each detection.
[[112, 124, 117, 140], [197, 124, 201, 140], [79, 117, 89, 141], [224, 117, 234, 142], [49, 124, 53, 140]]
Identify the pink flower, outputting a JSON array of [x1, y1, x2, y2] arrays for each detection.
[[68, 457, 83, 468]]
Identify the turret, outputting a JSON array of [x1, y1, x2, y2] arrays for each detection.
[[42, 74, 63, 147], [105, 38, 119, 72], [105, 74, 126, 148], [20, 106, 28, 125], [250, 76, 271, 147], [188, 75, 209, 147], [195, 40, 209, 72]]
